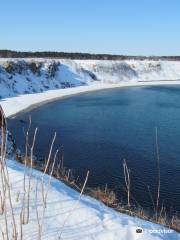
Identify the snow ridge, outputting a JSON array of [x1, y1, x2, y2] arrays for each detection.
[[1, 59, 180, 99]]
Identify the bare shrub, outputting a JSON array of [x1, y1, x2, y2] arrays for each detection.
[[88, 186, 117, 206]]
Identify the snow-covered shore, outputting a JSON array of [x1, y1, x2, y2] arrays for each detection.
[[2, 81, 180, 118], [1, 159, 178, 240], [0, 58, 180, 117], [1, 59, 180, 239]]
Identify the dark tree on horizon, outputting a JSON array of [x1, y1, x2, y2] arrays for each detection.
[[0, 49, 179, 61]]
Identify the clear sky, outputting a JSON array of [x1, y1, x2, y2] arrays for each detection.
[[0, 0, 180, 55]]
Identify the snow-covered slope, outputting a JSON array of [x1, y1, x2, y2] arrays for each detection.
[[1, 59, 180, 239], [1, 59, 180, 99], [0, 159, 179, 240]]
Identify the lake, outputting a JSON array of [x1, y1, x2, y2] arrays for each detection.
[[8, 85, 180, 215]]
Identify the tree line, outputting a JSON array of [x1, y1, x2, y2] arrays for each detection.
[[0, 49, 180, 61]]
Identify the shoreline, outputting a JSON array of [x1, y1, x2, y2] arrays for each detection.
[[1, 80, 180, 235], [1, 80, 180, 118]]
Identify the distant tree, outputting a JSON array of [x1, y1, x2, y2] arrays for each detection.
[[0, 50, 180, 61]]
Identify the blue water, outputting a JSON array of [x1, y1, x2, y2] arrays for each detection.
[[8, 85, 180, 214]]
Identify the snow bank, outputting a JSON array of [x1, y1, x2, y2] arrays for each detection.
[[2, 81, 180, 118], [1, 58, 180, 117], [0, 58, 180, 99], [75, 59, 180, 82], [0, 159, 179, 240]]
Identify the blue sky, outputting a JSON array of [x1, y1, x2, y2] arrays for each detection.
[[0, 0, 180, 55]]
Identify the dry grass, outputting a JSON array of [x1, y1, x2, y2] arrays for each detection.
[[88, 186, 117, 207]]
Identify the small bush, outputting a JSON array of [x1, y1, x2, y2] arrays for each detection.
[[88, 186, 117, 206], [29, 61, 42, 75], [4, 62, 14, 74], [46, 61, 60, 78]]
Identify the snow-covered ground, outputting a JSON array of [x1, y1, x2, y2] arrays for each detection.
[[1, 58, 180, 117], [0, 58, 180, 239], [0, 159, 179, 240]]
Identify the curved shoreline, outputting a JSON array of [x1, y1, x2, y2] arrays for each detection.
[[2, 80, 180, 235], [1, 80, 180, 118]]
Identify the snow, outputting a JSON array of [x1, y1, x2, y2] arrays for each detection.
[[0, 58, 180, 117], [0, 58, 180, 239], [0, 159, 179, 240], [2, 81, 180, 118]]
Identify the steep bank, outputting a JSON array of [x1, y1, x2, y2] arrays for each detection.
[[0, 59, 180, 99], [0, 159, 179, 240], [1, 59, 180, 117]]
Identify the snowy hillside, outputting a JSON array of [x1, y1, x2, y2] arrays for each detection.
[[1, 59, 180, 99], [0, 159, 179, 240]]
